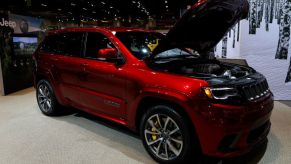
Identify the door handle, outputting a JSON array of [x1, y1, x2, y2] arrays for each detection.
[[81, 63, 89, 67], [81, 63, 89, 71], [109, 74, 115, 78]]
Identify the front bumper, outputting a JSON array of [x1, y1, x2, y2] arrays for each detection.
[[189, 93, 274, 158]]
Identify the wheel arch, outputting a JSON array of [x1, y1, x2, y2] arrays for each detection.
[[134, 95, 202, 154], [135, 96, 197, 138], [35, 73, 48, 86], [35, 72, 67, 106]]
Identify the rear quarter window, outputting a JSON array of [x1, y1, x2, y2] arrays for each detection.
[[40, 32, 84, 57]]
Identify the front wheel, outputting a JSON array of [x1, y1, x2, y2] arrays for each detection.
[[140, 105, 197, 163]]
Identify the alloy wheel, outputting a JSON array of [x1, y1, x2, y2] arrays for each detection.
[[144, 114, 184, 161], [37, 83, 52, 112]]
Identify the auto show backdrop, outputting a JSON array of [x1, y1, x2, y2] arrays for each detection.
[[240, 0, 291, 100], [9, 14, 44, 34], [214, 23, 241, 59], [0, 12, 10, 95], [214, 0, 291, 100], [0, 13, 42, 95]]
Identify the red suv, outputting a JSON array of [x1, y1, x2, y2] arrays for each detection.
[[33, 0, 273, 163]]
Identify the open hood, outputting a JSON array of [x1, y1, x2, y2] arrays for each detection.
[[152, 0, 249, 57]]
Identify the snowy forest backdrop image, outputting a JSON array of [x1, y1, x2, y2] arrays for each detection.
[[214, 0, 291, 100]]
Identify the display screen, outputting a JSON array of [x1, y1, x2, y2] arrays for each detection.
[[13, 36, 38, 56]]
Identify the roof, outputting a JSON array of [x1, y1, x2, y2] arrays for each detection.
[[47, 27, 156, 35]]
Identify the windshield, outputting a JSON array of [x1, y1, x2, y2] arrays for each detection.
[[154, 48, 199, 59], [115, 31, 199, 60], [115, 32, 164, 60]]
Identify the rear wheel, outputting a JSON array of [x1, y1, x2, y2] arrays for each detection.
[[140, 105, 197, 163], [36, 79, 60, 116]]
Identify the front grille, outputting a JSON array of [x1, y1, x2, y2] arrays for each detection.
[[241, 80, 269, 101]]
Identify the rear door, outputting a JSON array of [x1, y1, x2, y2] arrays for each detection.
[[42, 32, 85, 105], [78, 32, 127, 118]]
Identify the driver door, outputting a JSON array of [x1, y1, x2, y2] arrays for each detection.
[[78, 32, 127, 118]]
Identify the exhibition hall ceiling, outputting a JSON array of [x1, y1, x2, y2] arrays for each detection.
[[3, 0, 197, 20]]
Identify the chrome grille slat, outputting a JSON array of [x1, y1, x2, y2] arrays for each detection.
[[241, 80, 269, 101]]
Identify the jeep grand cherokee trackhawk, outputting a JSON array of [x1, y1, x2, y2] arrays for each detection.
[[33, 0, 274, 163]]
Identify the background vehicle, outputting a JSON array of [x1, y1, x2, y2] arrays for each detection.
[[33, 0, 273, 163]]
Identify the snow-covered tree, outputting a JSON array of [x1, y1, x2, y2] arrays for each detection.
[[275, 0, 291, 59], [221, 35, 228, 58], [286, 59, 291, 82]]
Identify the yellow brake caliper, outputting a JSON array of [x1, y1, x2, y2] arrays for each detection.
[[151, 121, 159, 141], [151, 127, 157, 141]]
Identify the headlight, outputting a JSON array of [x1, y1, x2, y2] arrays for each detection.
[[203, 87, 238, 100]]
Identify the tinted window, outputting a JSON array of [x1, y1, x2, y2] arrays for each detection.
[[40, 35, 58, 53], [41, 32, 83, 57], [115, 32, 164, 60], [85, 32, 115, 59]]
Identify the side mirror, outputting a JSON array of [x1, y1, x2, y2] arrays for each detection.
[[98, 48, 117, 59]]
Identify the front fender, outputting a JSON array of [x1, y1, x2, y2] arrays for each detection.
[[141, 87, 190, 103], [126, 87, 191, 130]]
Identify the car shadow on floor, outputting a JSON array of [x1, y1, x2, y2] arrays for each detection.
[[54, 108, 271, 164], [200, 140, 268, 164], [51, 108, 155, 163]]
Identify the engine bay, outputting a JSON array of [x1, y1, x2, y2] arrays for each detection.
[[148, 58, 254, 80], [180, 63, 251, 79]]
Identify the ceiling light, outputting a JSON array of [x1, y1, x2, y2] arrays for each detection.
[[141, 48, 148, 54], [41, 3, 47, 7], [71, 3, 76, 6]]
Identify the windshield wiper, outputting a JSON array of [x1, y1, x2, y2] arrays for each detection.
[[154, 54, 197, 60]]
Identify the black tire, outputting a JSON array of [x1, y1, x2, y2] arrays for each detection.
[[140, 105, 198, 163], [36, 79, 60, 116]]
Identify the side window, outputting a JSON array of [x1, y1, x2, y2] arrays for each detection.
[[85, 32, 115, 59], [58, 32, 83, 57], [40, 32, 83, 57], [40, 35, 58, 53]]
